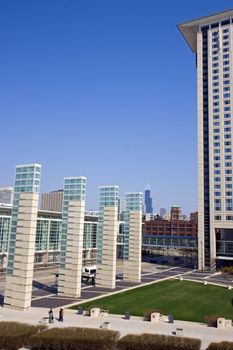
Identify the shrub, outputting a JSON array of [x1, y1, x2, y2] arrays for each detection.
[[144, 309, 164, 321], [0, 322, 46, 350], [29, 327, 119, 350], [117, 333, 201, 350], [207, 341, 233, 350], [220, 266, 233, 274], [205, 314, 223, 327]]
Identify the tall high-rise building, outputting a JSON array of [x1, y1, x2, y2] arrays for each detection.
[[0, 187, 13, 205], [41, 190, 63, 212], [144, 185, 153, 214], [4, 164, 41, 310], [178, 10, 233, 269], [160, 208, 167, 218]]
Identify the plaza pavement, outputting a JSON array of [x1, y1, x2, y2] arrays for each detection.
[[0, 306, 233, 350]]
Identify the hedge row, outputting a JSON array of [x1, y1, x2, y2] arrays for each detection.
[[118, 333, 201, 350], [29, 327, 119, 350], [1, 322, 233, 350], [207, 342, 233, 350], [0, 322, 47, 350]]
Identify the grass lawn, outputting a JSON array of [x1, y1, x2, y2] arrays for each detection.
[[70, 280, 233, 323]]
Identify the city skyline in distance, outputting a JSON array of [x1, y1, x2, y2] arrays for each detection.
[[1, 0, 233, 214]]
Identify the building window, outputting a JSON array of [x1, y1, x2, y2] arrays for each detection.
[[225, 148, 232, 153], [224, 120, 231, 125], [224, 100, 230, 105], [223, 54, 229, 59], [213, 102, 219, 106], [223, 60, 229, 65], [223, 48, 229, 52], [226, 216, 233, 220], [226, 198, 233, 211], [225, 134, 231, 139], [225, 177, 232, 181], [225, 141, 231, 146], [213, 95, 219, 99], [213, 109, 220, 113], [214, 215, 222, 220], [213, 135, 220, 140], [214, 156, 220, 160], [223, 80, 230, 85], [225, 170, 232, 174], [214, 149, 220, 154], [223, 74, 230, 79], [225, 155, 232, 160], [214, 177, 221, 182], [214, 184, 221, 189], [214, 199, 221, 211], [214, 163, 220, 168], [213, 82, 219, 86], [223, 67, 230, 72], [213, 89, 219, 93], [213, 115, 220, 119], [224, 107, 231, 111], [225, 162, 232, 167], [226, 191, 232, 196], [226, 183, 232, 188], [214, 192, 221, 196], [224, 127, 231, 132], [214, 170, 221, 174]]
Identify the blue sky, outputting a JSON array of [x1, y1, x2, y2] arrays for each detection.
[[1, 0, 233, 214]]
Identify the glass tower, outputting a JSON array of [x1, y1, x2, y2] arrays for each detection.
[[97, 186, 119, 263], [7, 164, 41, 275]]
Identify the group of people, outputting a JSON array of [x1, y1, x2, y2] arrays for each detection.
[[48, 308, 64, 323]]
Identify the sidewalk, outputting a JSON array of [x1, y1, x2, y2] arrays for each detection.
[[1, 306, 233, 349]]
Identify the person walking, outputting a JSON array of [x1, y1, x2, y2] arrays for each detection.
[[59, 308, 64, 322], [48, 308, 54, 323]]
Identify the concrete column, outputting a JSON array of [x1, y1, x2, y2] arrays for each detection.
[[4, 192, 39, 310], [96, 206, 118, 289], [124, 210, 142, 282], [58, 200, 85, 298]]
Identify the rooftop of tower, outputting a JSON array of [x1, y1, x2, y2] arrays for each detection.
[[178, 9, 233, 53]]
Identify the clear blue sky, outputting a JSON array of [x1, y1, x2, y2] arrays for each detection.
[[1, 0, 232, 214]]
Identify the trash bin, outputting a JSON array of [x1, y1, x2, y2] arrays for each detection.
[[168, 314, 174, 323], [125, 311, 130, 320], [78, 307, 83, 315]]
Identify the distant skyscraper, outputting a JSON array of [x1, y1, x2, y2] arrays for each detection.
[[144, 185, 153, 214], [41, 190, 63, 212], [0, 187, 13, 205], [170, 206, 181, 221], [178, 9, 233, 270], [160, 208, 167, 217]]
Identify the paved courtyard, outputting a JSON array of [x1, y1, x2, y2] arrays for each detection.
[[1, 263, 233, 309]]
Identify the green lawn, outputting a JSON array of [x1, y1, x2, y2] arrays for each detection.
[[70, 280, 233, 323]]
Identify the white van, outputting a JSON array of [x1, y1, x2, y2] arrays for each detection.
[[82, 265, 96, 279]]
